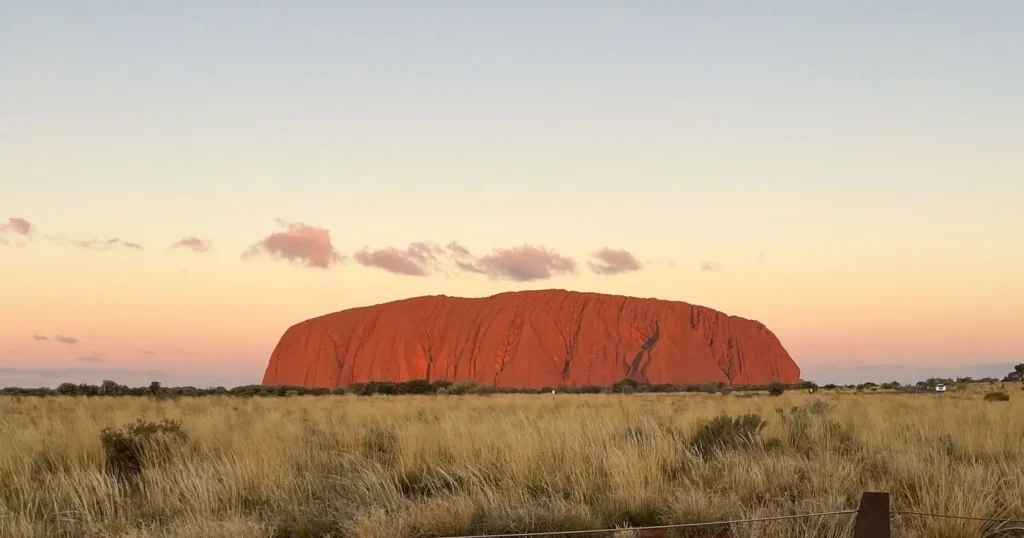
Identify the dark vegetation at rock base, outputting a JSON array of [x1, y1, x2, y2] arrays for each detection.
[[2, 378, 814, 398], [2, 366, 1022, 399]]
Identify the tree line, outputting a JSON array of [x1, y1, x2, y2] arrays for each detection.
[[0, 378, 806, 398], [0, 363, 1019, 398]]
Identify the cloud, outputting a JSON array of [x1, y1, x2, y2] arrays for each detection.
[[172, 237, 213, 253], [144, 350, 155, 355], [700, 261, 724, 273], [32, 335, 49, 341], [446, 241, 473, 259], [587, 248, 643, 275], [446, 242, 489, 274], [457, 245, 577, 282], [244, 219, 343, 269], [71, 238, 144, 251], [0, 217, 32, 235], [54, 335, 79, 345], [0, 218, 32, 247], [353, 242, 444, 276], [78, 355, 105, 363]]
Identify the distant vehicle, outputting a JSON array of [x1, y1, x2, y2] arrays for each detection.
[[935, 384, 946, 392]]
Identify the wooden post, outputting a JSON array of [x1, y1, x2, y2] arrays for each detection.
[[853, 491, 890, 538]]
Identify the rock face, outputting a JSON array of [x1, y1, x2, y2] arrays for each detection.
[[262, 290, 801, 389]]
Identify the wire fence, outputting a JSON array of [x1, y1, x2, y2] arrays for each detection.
[[438, 509, 858, 538], [434, 495, 1024, 538], [12, 493, 1024, 537], [891, 510, 1024, 525]]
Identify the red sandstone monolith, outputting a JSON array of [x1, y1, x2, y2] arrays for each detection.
[[262, 290, 800, 389]]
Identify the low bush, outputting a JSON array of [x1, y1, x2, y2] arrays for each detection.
[[692, 413, 767, 457], [99, 419, 187, 479], [984, 391, 1010, 402], [805, 399, 834, 416]]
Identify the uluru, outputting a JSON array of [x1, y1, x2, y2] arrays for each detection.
[[262, 290, 801, 389]]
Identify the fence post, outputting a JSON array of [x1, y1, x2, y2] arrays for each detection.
[[853, 491, 890, 538]]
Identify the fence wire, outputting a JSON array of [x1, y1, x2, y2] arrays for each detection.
[[438, 509, 858, 538], [892, 510, 1024, 525]]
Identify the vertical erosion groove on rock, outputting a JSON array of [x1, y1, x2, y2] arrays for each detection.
[[262, 289, 801, 389]]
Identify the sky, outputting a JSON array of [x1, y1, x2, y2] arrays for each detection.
[[2, 1, 1022, 388]]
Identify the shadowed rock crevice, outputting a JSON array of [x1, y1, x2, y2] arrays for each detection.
[[632, 322, 660, 382], [262, 290, 801, 389]]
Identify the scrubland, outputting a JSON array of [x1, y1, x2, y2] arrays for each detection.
[[1, 388, 1022, 538]]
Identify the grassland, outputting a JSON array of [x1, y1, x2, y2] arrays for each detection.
[[1, 387, 1022, 538]]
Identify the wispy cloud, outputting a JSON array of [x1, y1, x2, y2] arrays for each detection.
[[0, 217, 32, 235], [244, 219, 343, 269], [644, 259, 676, 268], [446, 242, 473, 259], [446, 242, 488, 274], [353, 242, 444, 276], [587, 248, 643, 276], [457, 245, 577, 282], [78, 354, 105, 363], [32, 335, 49, 341], [143, 350, 155, 355], [70, 238, 144, 251], [172, 237, 213, 253], [700, 261, 724, 273], [54, 335, 79, 345]]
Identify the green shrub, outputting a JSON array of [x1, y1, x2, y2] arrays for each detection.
[[768, 382, 786, 396], [99, 419, 187, 479], [805, 399, 835, 416], [397, 379, 433, 394], [447, 381, 481, 395], [612, 378, 643, 394], [983, 391, 1010, 402], [692, 414, 767, 457], [820, 419, 858, 455], [699, 382, 725, 394]]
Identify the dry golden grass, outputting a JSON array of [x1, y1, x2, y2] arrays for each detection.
[[1, 387, 1023, 538]]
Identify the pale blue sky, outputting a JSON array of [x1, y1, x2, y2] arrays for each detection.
[[5, 1, 1021, 246]]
